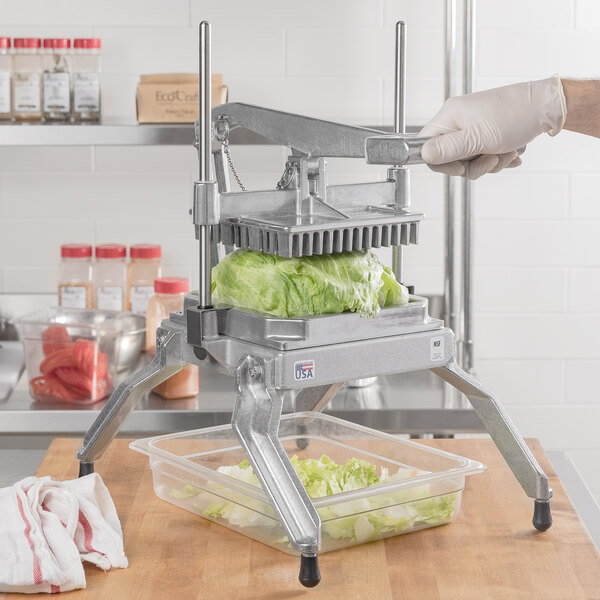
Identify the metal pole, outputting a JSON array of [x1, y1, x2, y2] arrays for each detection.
[[198, 21, 212, 308], [461, 0, 476, 371], [444, 0, 457, 334], [392, 21, 407, 284]]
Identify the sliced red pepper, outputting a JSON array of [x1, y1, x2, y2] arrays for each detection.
[[39, 347, 77, 375], [73, 339, 108, 380], [41, 326, 71, 355], [30, 374, 84, 401], [54, 366, 94, 395]]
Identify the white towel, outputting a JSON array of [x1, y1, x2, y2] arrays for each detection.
[[0, 473, 128, 594]]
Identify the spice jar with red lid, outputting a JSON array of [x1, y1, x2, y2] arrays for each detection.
[[146, 277, 199, 399], [58, 243, 94, 309], [0, 37, 11, 120], [12, 38, 42, 121], [42, 38, 71, 121], [72, 38, 101, 121], [94, 244, 127, 311], [126, 244, 163, 316]]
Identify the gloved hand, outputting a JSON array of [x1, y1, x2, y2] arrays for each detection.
[[420, 76, 566, 179]]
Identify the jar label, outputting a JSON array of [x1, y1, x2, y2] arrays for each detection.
[[73, 72, 100, 112], [0, 71, 10, 113], [60, 285, 87, 309], [13, 72, 40, 112], [43, 71, 70, 112], [97, 286, 123, 311], [130, 285, 154, 316]]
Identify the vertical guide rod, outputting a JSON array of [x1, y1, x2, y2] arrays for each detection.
[[461, 0, 476, 371], [198, 21, 212, 308], [444, 0, 457, 334], [392, 21, 407, 284]]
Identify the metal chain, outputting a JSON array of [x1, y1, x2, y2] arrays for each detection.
[[276, 162, 296, 190], [219, 136, 246, 191]]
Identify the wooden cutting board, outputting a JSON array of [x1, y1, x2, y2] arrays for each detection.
[[2, 438, 599, 600]]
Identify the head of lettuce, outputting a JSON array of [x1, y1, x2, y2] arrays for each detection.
[[211, 249, 409, 319]]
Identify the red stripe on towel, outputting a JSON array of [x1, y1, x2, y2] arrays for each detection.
[[78, 510, 100, 554], [16, 492, 43, 585], [50, 584, 61, 593]]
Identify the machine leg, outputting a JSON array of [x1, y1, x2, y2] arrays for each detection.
[[76, 329, 186, 475], [78, 461, 94, 477], [431, 360, 553, 530], [232, 356, 321, 586], [293, 383, 344, 450]]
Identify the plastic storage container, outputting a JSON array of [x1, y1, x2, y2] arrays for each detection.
[[17, 307, 128, 404], [0, 37, 11, 120], [42, 38, 71, 121], [72, 38, 101, 121], [94, 244, 127, 311], [146, 277, 199, 399], [126, 244, 162, 315], [12, 38, 42, 121], [130, 412, 486, 554], [58, 243, 94, 309]]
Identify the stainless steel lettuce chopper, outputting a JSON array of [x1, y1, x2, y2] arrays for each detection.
[[77, 21, 552, 587]]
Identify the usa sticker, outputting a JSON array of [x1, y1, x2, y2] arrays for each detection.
[[294, 360, 315, 381], [430, 336, 444, 361]]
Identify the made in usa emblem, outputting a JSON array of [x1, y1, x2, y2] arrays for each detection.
[[294, 360, 315, 381]]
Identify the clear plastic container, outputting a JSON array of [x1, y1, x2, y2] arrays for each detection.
[[94, 244, 127, 311], [131, 413, 486, 554], [42, 38, 71, 121], [12, 38, 42, 121], [71, 38, 101, 121], [0, 37, 11, 120], [17, 307, 126, 405], [58, 243, 93, 309], [146, 277, 199, 399], [126, 244, 162, 315]]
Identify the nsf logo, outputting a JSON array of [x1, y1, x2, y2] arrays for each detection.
[[294, 360, 315, 381]]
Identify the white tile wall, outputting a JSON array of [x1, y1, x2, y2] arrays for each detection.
[[1, 0, 600, 457]]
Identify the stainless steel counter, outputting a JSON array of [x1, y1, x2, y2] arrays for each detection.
[[1, 367, 482, 436]]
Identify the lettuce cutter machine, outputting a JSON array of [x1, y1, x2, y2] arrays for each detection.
[[77, 21, 553, 587]]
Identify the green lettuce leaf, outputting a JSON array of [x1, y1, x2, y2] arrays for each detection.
[[169, 454, 458, 545], [211, 249, 409, 318]]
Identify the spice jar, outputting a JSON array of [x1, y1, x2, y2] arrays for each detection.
[[126, 244, 162, 316], [12, 38, 42, 121], [72, 38, 101, 122], [42, 38, 71, 121], [94, 244, 127, 311], [58, 244, 93, 309], [0, 38, 11, 120], [146, 277, 199, 399]]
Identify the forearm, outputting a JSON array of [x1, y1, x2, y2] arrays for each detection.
[[562, 78, 600, 138]]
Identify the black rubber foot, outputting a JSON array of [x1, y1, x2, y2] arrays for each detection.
[[79, 461, 95, 478], [532, 499, 552, 531], [299, 554, 321, 588]]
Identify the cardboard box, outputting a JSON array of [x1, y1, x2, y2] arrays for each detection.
[[136, 73, 228, 123]]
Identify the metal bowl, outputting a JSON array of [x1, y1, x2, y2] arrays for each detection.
[[51, 309, 146, 371], [18, 307, 146, 373], [113, 314, 146, 371]]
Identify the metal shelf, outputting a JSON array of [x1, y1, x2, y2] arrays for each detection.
[[0, 368, 482, 436], [0, 118, 420, 147]]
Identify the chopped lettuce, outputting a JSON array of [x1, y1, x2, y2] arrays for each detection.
[[168, 454, 458, 546], [211, 249, 409, 319]]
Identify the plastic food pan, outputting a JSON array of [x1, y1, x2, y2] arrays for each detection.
[[130, 412, 486, 555]]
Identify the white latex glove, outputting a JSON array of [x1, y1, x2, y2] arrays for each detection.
[[420, 76, 566, 179]]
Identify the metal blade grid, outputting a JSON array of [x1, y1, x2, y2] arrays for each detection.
[[218, 219, 419, 257]]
